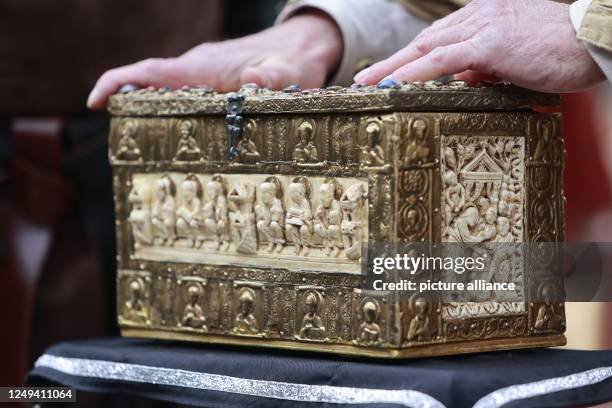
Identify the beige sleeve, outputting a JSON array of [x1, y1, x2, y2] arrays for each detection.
[[276, 0, 429, 86], [570, 0, 612, 81]]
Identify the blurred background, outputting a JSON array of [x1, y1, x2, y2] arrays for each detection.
[[0, 0, 610, 399]]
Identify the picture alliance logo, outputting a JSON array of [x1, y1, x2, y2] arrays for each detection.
[[371, 253, 487, 275]]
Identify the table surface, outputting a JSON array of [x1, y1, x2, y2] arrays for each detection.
[[28, 338, 612, 408]]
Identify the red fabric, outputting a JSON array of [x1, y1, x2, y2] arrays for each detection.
[[561, 92, 611, 239], [0, 216, 31, 388]]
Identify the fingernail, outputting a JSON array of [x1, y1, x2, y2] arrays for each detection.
[[377, 76, 400, 89], [87, 88, 98, 108], [353, 67, 371, 83]]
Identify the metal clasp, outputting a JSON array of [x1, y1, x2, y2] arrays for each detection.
[[226, 93, 245, 161]]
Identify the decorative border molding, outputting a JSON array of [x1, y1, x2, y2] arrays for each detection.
[[35, 354, 446, 408]]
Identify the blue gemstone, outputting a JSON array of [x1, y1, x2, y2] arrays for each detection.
[[377, 78, 399, 89], [283, 84, 301, 93], [119, 84, 139, 93]]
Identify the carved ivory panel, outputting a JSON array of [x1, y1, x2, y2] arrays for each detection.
[[441, 136, 526, 319], [129, 173, 368, 274]]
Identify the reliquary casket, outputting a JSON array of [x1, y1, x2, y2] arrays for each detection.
[[109, 82, 566, 358]]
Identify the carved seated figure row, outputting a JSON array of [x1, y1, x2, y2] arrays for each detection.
[[115, 119, 389, 167], [122, 276, 435, 344], [128, 174, 368, 260]]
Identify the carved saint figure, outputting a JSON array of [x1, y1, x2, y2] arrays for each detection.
[[533, 117, 553, 163], [176, 175, 203, 247], [128, 184, 153, 248], [115, 121, 141, 161], [340, 183, 367, 260], [299, 292, 326, 340], [232, 289, 259, 335], [203, 175, 228, 250], [358, 300, 381, 344], [292, 121, 318, 163], [175, 120, 201, 161], [446, 206, 483, 243], [123, 279, 147, 323], [477, 207, 498, 242], [360, 121, 385, 167], [228, 181, 258, 254], [494, 217, 513, 242], [314, 178, 342, 257], [152, 175, 177, 246], [406, 296, 431, 342], [238, 120, 261, 164], [255, 177, 285, 253], [403, 118, 430, 164], [404, 209, 421, 239], [181, 284, 207, 330], [535, 283, 563, 331], [443, 169, 465, 225], [285, 177, 313, 255]]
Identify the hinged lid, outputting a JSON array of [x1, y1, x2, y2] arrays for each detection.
[[108, 81, 560, 117]]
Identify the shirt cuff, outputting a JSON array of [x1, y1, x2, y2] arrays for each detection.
[[569, 0, 612, 82], [276, 0, 429, 86], [569, 0, 592, 32], [585, 43, 612, 82]]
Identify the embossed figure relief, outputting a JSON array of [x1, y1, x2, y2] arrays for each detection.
[[124, 279, 148, 323], [314, 178, 343, 257], [292, 121, 319, 164], [255, 177, 285, 253], [130, 173, 368, 274], [237, 119, 261, 164], [152, 175, 177, 246], [532, 281, 565, 332], [115, 121, 142, 161], [360, 120, 385, 168], [176, 175, 203, 247], [180, 281, 208, 331], [285, 177, 313, 255], [532, 117, 557, 164], [128, 182, 153, 248], [405, 293, 435, 342], [352, 289, 391, 346], [356, 299, 382, 345], [340, 183, 368, 260], [231, 287, 260, 335], [403, 117, 431, 166], [298, 290, 326, 340], [118, 271, 151, 326], [174, 120, 201, 161]]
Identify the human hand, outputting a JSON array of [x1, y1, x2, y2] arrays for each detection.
[[353, 0, 605, 93], [87, 10, 342, 109]]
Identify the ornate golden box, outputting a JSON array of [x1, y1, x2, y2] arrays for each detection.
[[109, 82, 566, 358]]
